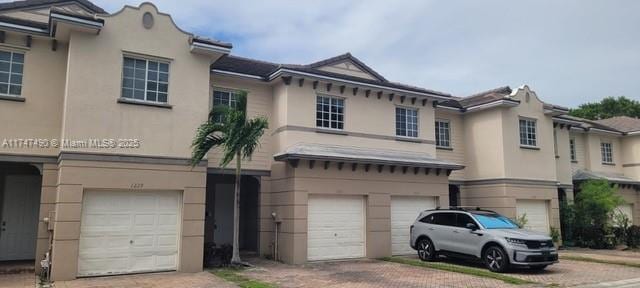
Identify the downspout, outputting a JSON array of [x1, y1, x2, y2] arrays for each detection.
[[271, 212, 281, 261]]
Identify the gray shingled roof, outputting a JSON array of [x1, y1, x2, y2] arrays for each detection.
[[573, 169, 640, 185], [555, 115, 623, 133], [0, 0, 106, 14], [594, 116, 640, 133], [274, 143, 464, 170], [212, 54, 452, 97]]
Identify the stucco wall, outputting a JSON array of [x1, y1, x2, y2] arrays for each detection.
[[60, 3, 216, 158], [618, 186, 640, 225], [461, 108, 505, 180], [435, 110, 466, 180], [554, 127, 573, 185], [0, 33, 67, 156], [621, 135, 640, 180], [582, 133, 623, 174]]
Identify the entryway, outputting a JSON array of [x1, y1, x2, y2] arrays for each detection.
[[204, 174, 260, 265], [0, 162, 42, 265]]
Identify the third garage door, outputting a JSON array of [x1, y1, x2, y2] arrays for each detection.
[[307, 195, 365, 261], [391, 196, 436, 255]]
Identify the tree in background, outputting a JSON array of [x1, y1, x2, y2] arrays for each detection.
[[569, 96, 640, 120]]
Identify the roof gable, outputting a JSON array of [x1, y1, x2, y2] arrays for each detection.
[[307, 53, 387, 82]]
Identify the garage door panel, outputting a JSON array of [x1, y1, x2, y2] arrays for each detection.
[[78, 191, 181, 276], [516, 200, 550, 234], [308, 195, 365, 261], [391, 197, 436, 255]]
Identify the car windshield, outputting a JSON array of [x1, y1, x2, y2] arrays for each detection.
[[471, 212, 519, 229]]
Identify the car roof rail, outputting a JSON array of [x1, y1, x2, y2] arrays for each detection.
[[449, 206, 498, 213]]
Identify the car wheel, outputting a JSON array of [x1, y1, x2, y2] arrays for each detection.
[[484, 246, 509, 272], [530, 265, 547, 271], [416, 238, 436, 261]]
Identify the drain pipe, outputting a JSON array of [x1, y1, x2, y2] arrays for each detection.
[[271, 212, 281, 262], [41, 215, 54, 282]]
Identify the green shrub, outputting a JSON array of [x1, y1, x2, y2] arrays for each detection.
[[627, 225, 640, 248], [572, 180, 624, 249], [514, 213, 528, 229]]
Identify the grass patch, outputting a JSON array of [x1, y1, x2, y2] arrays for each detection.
[[381, 257, 536, 285], [560, 255, 640, 269], [211, 268, 277, 288]]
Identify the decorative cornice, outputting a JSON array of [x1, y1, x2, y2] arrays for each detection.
[[271, 125, 436, 145]]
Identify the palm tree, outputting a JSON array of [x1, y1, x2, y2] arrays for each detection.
[[191, 91, 268, 265]]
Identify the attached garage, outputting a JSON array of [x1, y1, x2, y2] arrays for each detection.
[[516, 199, 550, 234], [78, 190, 182, 276], [307, 195, 365, 261], [616, 204, 634, 223], [391, 196, 436, 255]]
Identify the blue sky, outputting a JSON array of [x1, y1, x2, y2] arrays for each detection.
[[58, 1, 640, 106]]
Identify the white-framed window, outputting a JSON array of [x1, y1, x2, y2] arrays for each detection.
[[601, 142, 613, 164], [316, 95, 344, 130], [211, 89, 238, 122], [396, 107, 418, 138], [121, 56, 169, 103], [435, 120, 451, 147], [569, 138, 577, 162], [0, 50, 24, 96], [519, 118, 537, 147]]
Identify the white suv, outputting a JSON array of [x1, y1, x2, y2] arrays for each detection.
[[409, 208, 558, 272]]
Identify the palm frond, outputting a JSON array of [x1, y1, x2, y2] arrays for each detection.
[[240, 116, 269, 159], [190, 121, 226, 166]]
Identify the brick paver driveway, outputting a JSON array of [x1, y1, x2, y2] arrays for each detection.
[[52, 271, 237, 288], [241, 256, 640, 288]]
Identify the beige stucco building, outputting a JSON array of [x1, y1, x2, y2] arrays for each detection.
[[0, 0, 638, 282]]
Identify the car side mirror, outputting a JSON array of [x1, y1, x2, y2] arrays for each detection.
[[466, 223, 478, 231]]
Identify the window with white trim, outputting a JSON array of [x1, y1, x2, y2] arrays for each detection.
[[396, 107, 418, 138], [435, 120, 451, 147], [121, 56, 169, 103], [212, 90, 238, 122], [316, 95, 344, 130], [0, 50, 24, 96], [519, 118, 537, 147], [601, 142, 613, 164], [569, 138, 577, 162]]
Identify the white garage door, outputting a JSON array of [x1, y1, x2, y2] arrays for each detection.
[[516, 199, 550, 234], [307, 195, 365, 261], [391, 196, 436, 255], [78, 191, 181, 276]]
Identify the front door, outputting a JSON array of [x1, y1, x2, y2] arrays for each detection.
[[0, 175, 41, 261]]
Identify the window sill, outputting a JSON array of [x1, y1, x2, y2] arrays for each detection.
[[0, 95, 25, 102], [395, 136, 421, 143], [436, 146, 453, 151], [520, 145, 540, 150], [315, 128, 348, 136], [571, 160, 578, 163], [602, 162, 616, 166], [117, 98, 172, 109]]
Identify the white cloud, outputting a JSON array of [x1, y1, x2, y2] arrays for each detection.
[[20, 0, 640, 106]]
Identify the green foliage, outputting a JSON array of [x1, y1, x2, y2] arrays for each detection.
[[514, 213, 528, 229], [627, 226, 640, 248], [190, 91, 269, 167], [549, 227, 560, 244], [569, 96, 640, 120], [559, 199, 575, 244], [211, 268, 277, 288], [572, 180, 625, 248]]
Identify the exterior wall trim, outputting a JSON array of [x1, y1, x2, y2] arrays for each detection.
[[622, 163, 640, 168], [207, 167, 270, 176], [460, 178, 560, 187], [58, 151, 207, 166], [272, 125, 436, 145], [0, 153, 57, 163]]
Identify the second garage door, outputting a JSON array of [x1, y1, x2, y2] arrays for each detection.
[[78, 190, 181, 277], [516, 199, 550, 234], [307, 195, 365, 261], [391, 196, 437, 255]]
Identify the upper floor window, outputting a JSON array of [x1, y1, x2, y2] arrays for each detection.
[[519, 118, 537, 147], [122, 56, 169, 103], [601, 142, 613, 164], [212, 90, 237, 122], [435, 120, 451, 148], [316, 95, 344, 130], [569, 138, 577, 162], [0, 50, 24, 96], [396, 107, 418, 138]]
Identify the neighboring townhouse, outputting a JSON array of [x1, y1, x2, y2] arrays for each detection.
[[0, 0, 638, 282]]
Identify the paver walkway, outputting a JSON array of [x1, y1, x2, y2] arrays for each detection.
[[0, 273, 36, 288], [52, 271, 237, 288], [560, 248, 640, 265]]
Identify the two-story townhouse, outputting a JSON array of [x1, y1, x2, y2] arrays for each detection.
[[0, 0, 231, 280]]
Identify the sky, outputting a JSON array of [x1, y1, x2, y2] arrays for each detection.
[[31, 1, 640, 107]]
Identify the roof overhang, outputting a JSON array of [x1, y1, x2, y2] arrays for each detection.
[[190, 39, 231, 57], [268, 68, 453, 101], [464, 99, 520, 113], [0, 20, 48, 36], [544, 107, 569, 116], [211, 69, 264, 80], [552, 117, 585, 127], [274, 143, 465, 173], [588, 127, 623, 136], [49, 11, 103, 41]]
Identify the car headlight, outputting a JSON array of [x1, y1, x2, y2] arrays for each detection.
[[505, 237, 528, 248]]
